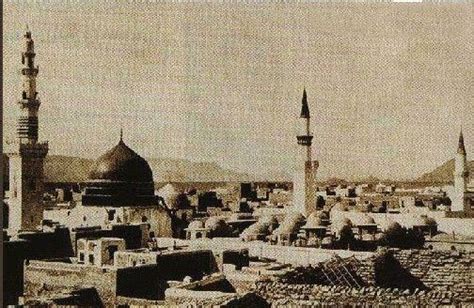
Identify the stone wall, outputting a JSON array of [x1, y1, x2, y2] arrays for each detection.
[[23, 260, 117, 306], [254, 281, 463, 306], [354, 249, 473, 302], [392, 249, 473, 302]]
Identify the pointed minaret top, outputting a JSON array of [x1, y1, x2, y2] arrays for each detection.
[[119, 128, 124, 143], [300, 88, 310, 118], [458, 128, 466, 155]]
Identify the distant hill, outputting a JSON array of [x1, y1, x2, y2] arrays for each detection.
[[2, 154, 254, 184], [416, 159, 474, 184], [4, 154, 472, 185]]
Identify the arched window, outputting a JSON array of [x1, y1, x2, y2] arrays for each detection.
[[142, 216, 148, 223]]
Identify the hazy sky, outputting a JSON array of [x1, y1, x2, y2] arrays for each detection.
[[3, 1, 472, 180]]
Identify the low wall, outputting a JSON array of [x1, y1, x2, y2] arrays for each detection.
[[187, 238, 374, 266], [165, 286, 237, 306], [23, 260, 117, 306], [247, 242, 373, 266]]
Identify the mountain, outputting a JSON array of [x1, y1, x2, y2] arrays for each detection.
[[416, 159, 474, 184], [2, 154, 253, 183]]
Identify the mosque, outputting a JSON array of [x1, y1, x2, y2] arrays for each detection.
[[3, 28, 472, 238], [4, 29, 172, 237]]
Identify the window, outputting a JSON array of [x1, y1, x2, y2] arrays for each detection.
[[107, 245, 118, 260], [89, 254, 94, 264], [141, 216, 148, 222], [79, 253, 84, 262], [108, 210, 116, 221]]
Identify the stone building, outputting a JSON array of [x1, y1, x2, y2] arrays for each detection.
[[5, 28, 48, 233], [77, 237, 126, 267]]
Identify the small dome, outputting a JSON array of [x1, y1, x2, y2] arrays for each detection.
[[187, 220, 205, 229], [332, 203, 348, 212], [205, 217, 226, 229], [258, 215, 279, 226], [318, 211, 329, 220], [422, 216, 437, 226], [285, 212, 305, 224], [302, 212, 324, 229], [359, 215, 376, 225], [386, 221, 402, 232], [89, 140, 153, 182], [241, 222, 270, 237], [205, 217, 230, 237], [333, 217, 353, 228], [321, 236, 333, 245]]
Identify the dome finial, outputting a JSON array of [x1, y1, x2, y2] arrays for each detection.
[[120, 128, 123, 143]]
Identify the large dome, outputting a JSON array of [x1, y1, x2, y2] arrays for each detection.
[[89, 139, 153, 183], [81, 138, 156, 207]]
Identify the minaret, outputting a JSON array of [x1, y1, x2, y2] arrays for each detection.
[[18, 26, 41, 144], [452, 129, 468, 212], [6, 28, 48, 232], [293, 89, 319, 216]]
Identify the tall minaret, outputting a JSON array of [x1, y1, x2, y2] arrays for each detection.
[[6, 27, 49, 232], [293, 89, 319, 217], [452, 129, 468, 212]]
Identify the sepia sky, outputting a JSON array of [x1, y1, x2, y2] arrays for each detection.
[[3, 1, 472, 180]]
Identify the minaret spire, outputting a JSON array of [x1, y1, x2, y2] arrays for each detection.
[[453, 127, 469, 212], [120, 128, 124, 143], [458, 127, 466, 155], [300, 88, 310, 118]]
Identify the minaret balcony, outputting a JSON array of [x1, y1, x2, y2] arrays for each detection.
[[23, 51, 36, 57], [297, 135, 314, 146], [18, 98, 40, 109], [22, 67, 39, 76], [19, 141, 49, 158]]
